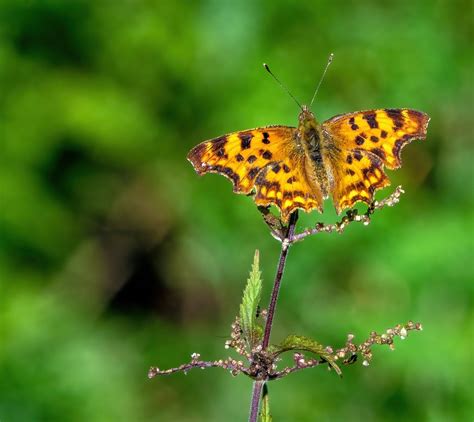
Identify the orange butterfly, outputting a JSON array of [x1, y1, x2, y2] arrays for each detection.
[[188, 73, 429, 222]]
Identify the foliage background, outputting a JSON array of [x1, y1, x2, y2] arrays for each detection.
[[0, 0, 472, 420]]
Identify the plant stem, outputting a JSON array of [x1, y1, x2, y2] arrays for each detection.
[[248, 211, 299, 422], [249, 381, 265, 422], [262, 211, 299, 349]]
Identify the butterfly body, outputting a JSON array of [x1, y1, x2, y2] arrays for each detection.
[[188, 106, 429, 221], [297, 105, 339, 201]]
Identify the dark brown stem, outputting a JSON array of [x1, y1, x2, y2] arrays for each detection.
[[248, 211, 299, 422], [248, 380, 265, 422], [262, 211, 299, 349]]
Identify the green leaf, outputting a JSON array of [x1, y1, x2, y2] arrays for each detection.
[[239, 250, 263, 349], [274, 334, 325, 354], [272, 335, 342, 377], [260, 383, 272, 422]]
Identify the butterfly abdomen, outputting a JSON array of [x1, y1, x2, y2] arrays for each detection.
[[297, 117, 332, 198], [298, 115, 323, 162], [306, 130, 323, 164]]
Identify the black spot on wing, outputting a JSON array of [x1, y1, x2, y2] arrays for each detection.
[[348, 117, 359, 130], [291, 190, 305, 198], [385, 109, 404, 129], [262, 132, 270, 144], [248, 167, 261, 180], [239, 133, 253, 149], [363, 112, 378, 129], [371, 148, 386, 161], [216, 149, 227, 158], [211, 136, 227, 149]]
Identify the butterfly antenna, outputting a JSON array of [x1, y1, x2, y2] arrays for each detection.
[[309, 53, 334, 108], [263, 63, 302, 110]]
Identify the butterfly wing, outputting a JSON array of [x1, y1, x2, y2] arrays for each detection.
[[322, 109, 430, 213], [187, 126, 323, 221]]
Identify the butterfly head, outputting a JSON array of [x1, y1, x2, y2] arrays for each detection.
[[299, 105, 319, 129]]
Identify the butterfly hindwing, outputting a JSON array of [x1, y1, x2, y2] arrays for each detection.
[[254, 155, 323, 221], [322, 108, 429, 212], [187, 126, 323, 221], [330, 149, 390, 213]]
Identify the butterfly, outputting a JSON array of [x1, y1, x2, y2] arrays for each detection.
[[187, 104, 429, 222]]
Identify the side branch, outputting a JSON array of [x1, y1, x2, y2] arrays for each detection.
[[148, 320, 422, 381], [148, 353, 250, 379], [269, 320, 423, 379]]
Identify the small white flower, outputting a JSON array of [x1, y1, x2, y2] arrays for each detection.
[[400, 327, 407, 339]]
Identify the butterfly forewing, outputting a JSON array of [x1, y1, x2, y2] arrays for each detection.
[[322, 108, 429, 212], [187, 126, 324, 221]]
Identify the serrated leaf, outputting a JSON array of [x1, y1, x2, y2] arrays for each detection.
[[274, 335, 326, 355], [272, 334, 342, 376], [260, 383, 272, 422], [239, 250, 263, 349]]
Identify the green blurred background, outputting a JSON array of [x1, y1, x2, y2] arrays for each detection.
[[0, 0, 472, 420]]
